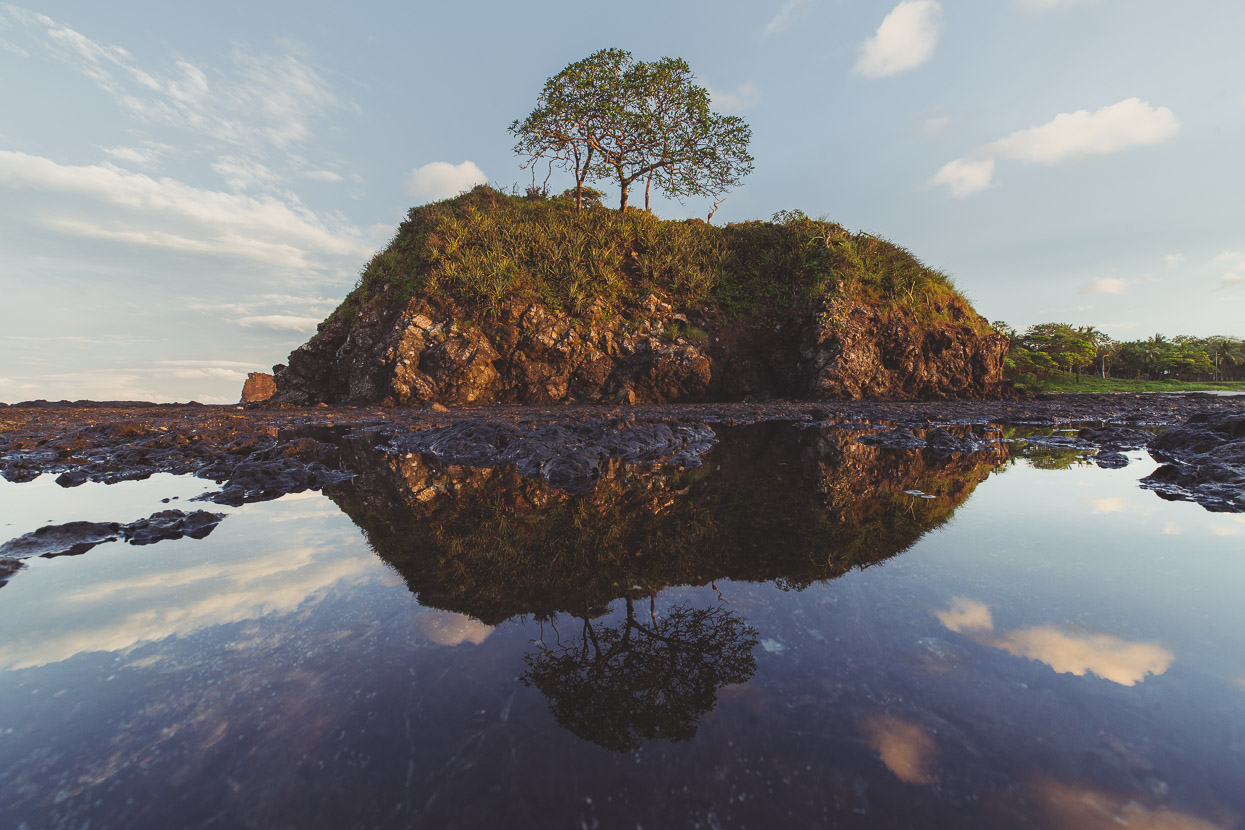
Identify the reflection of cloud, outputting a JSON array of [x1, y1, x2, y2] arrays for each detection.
[[1162, 522, 1183, 535], [934, 597, 993, 633], [993, 627, 1173, 686], [1083, 496, 1127, 514], [861, 715, 937, 785], [413, 610, 493, 646], [933, 597, 1174, 686], [1033, 778, 1230, 830], [0, 504, 375, 670]]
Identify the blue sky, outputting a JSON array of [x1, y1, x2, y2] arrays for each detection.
[[1, 0, 1242, 402]]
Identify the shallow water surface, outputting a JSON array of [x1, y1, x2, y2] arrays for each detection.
[[0, 423, 1242, 829]]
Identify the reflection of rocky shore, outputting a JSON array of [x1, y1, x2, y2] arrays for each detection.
[[324, 422, 1008, 624]]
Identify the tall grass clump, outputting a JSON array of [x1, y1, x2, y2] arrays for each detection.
[[322, 185, 985, 334]]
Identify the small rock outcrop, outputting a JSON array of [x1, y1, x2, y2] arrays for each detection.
[[241, 372, 277, 403]]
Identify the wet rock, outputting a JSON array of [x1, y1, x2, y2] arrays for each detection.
[[241, 372, 277, 403], [1078, 425, 1153, 451], [858, 429, 926, 451], [1094, 451, 1130, 469], [200, 457, 354, 506], [1142, 413, 1245, 512], [857, 427, 989, 457], [0, 557, 21, 586], [0, 509, 228, 560], [0, 520, 122, 558], [123, 509, 225, 545], [387, 420, 717, 494]]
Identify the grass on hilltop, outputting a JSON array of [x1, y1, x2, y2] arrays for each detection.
[[320, 186, 987, 335]]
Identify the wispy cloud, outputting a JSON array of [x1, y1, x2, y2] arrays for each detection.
[[0, 150, 373, 274], [1164, 253, 1185, 268], [1217, 251, 1245, 288], [932, 98, 1180, 196], [708, 81, 761, 114], [1079, 277, 1128, 296], [237, 315, 320, 333], [405, 160, 487, 203], [854, 1, 943, 79], [762, 0, 809, 36]]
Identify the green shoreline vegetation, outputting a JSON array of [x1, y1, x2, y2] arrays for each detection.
[[994, 321, 1245, 393]]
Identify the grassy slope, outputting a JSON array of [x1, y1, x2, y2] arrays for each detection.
[[1016, 374, 1245, 394], [319, 186, 989, 337]]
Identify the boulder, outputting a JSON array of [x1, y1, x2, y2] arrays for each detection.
[[240, 372, 277, 403]]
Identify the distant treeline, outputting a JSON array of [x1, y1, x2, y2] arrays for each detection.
[[993, 322, 1245, 383]]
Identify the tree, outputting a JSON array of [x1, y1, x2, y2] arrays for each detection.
[[509, 48, 754, 212]]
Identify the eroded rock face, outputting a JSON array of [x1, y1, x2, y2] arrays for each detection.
[[240, 372, 277, 403], [272, 289, 1006, 406]]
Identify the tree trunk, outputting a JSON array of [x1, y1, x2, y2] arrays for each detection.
[[644, 174, 652, 212]]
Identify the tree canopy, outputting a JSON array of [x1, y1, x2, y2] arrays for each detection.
[[509, 48, 754, 213]]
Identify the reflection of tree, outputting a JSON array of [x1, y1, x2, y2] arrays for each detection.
[[522, 599, 757, 752]]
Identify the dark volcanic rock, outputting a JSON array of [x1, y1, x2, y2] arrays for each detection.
[[386, 420, 717, 494], [241, 372, 277, 403], [0, 557, 21, 586], [272, 288, 1007, 406], [857, 427, 992, 457], [0, 509, 226, 561], [1142, 413, 1245, 512]]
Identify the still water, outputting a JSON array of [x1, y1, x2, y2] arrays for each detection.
[[0, 423, 1242, 829]]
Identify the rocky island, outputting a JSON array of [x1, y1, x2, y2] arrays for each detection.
[[268, 186, 1008, 407]]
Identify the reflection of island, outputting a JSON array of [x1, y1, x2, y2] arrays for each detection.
[[324, 423, 1006, 624], [522, 599, 757, 752]]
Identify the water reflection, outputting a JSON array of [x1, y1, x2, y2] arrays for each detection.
[[523, 600, 757, 752], [934, 596, 1175, 686], [325, 423, 1007, 626]]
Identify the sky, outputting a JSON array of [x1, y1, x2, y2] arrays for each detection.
[[1, 0, 1242, 403]]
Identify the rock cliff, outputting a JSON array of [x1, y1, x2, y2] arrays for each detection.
[[271, 187, 1007, 405]]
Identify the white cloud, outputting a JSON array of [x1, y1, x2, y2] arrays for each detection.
[[854, 1, 943, 79], [405, 160, 487, 203], [921, 114, 952, 133], [1079, 277, 1128, 296], [0, 150, 373, 273], [989, 98, 1179, 165], [1217, 252, 1245, 288], [1016, 0, 1095, 10], [932, 98, 1180, 196], [930, 157, 995, 197], [238, 315, 320, 332], [1164, 253, 1185, 267], [763, 0, 809, 36], [301, 169, 343, 183], [708, 81, 761, 114]]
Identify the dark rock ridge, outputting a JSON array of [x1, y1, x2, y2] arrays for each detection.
[[385, 420, 716, 494], [1143, 413, 1245, 512], [0, 509, 226, 570], [272, 288, 1007, 406]]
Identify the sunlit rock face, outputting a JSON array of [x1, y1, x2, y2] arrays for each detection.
[[273, 289, 1008, 406], [322, 423, 1007, 625]]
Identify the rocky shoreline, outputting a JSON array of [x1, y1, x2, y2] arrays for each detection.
[[1, 392, 1242, 516]]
